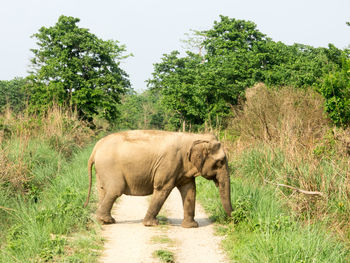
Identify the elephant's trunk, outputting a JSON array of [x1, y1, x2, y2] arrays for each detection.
[[217, 170, 233, 217]]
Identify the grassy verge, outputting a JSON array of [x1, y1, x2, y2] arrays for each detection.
[[0, 144, 103, 262], [0, 107, 104, 262]]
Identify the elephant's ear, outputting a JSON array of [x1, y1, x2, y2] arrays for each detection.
[[188, 140, 209, 174]]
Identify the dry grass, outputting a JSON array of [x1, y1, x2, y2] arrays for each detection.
[[231, 83, 330, 154], [0, 105, 94, 194]]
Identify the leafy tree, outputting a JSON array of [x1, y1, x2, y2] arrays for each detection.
[[27, 15, 131, 122], [262, 43, 343, 88], [318, 57, 350, 126], [148, 51, 206, 130], [0, 78, 28, 113], [148, 16, 269, 130]]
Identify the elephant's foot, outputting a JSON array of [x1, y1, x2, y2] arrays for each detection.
[[181, 219, 198, 228], [143, 218, 159, 227], [97, 214, 116, 224]]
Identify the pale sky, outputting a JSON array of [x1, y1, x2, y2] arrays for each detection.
[[0, 0, 349, 92]]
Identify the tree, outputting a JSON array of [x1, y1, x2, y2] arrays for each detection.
[[27, 15, 131, 122], [0, 77, 28, 113], [148, 51, 208, 130], [318, 57, 350, 126], [148, 16, 269, 130], [116, 90, 166, 130]]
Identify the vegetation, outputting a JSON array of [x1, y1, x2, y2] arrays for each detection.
[[0, 78, 27, 113], [197, 84, 350, 262], [0, 107, 102, 262], [1, 13, 350, 262], [115, 90, 166, 130], [27, 15, 131, 122], [318, 57, 350, 126], [153, 249, 175, 263], [146, 16, 347, 131]]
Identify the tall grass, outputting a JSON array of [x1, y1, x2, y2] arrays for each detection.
[[0, 145, 103, 262], [197, 174, 349, 262], [0, 106, 101, 262]]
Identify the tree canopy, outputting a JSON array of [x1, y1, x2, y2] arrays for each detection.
[[147, 15, 348, 130], [27, 15, 131, 122]]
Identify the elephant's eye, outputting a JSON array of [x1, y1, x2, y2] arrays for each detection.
[[216, 158, 225, 167]]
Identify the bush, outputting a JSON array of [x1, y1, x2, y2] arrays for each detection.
[[318, 58, 350, 126]]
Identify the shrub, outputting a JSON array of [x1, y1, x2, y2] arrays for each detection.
[[318, 58, 350, 126]]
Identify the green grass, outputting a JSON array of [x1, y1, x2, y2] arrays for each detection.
[[151, 235, 174, 245], [0, 141, 103, 262], [153, 249, 175, 263], [196, 150, 350, 262]]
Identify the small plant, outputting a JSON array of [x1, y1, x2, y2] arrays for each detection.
[[39, 235, 66, 261], [231, 196, 252, 224], [153, 249, 175, 263]]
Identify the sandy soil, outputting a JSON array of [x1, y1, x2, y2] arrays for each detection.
[[99, 189, 228, 263]]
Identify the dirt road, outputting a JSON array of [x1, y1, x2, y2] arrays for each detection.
[[99, 189, 228, 263]]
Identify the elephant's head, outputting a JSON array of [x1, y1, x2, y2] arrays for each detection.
[[188, 138, 233, 217]]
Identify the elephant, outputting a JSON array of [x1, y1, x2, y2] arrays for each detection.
[[84, 130, 233, 228]]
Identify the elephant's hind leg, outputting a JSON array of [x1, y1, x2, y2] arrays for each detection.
[[96, 178, 125, 224], [96, 192, 119, 224], [96, 173, 106, 205], [177, 179, 198, 228]]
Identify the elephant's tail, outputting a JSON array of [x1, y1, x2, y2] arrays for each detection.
[[84, 150, 95, 207]]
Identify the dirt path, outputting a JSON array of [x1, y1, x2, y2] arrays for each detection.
[[99, 189, 228, 263]]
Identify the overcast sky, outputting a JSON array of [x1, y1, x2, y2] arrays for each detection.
[[1, 0, 349, 92]]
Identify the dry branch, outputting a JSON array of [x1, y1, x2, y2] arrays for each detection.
[[264, 180, 324, 197], [0, 205, 15, 212]]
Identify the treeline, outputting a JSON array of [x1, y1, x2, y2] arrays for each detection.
[[138, 16, 350, 130], [0, 15, 349, 130]]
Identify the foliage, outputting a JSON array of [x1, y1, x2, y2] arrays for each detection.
[[0, 106, 96, 260], [116, 90, 166, 130], [153, 249, 175, 263], [261, 43, 343, 88], [139, 17, 349, 130], [0, 78, 28, 113], [27, 15, 131, 122], [198, 84, 350, 261], [147, 16, 347, 130], [318, 57, 350, 126], [148, 17, 271, 130], [148, 51, 205, 129]]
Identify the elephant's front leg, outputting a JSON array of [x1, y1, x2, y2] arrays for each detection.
[[143, 187, 172, 226], [178, 179, 198, 228]]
